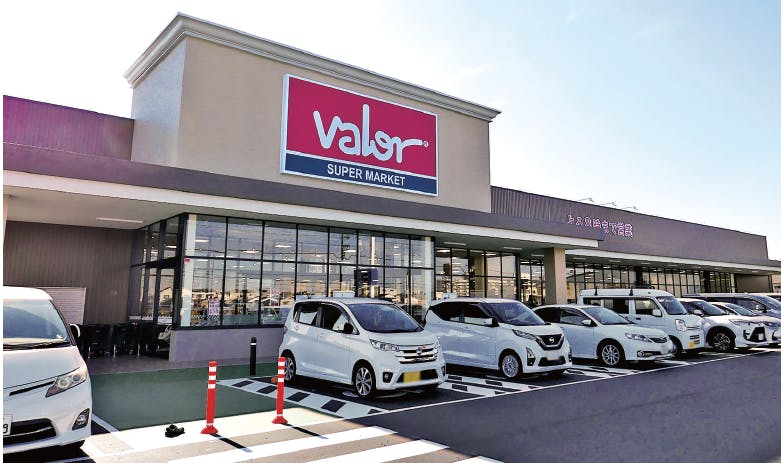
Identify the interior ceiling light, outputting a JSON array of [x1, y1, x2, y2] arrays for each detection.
[[503, 246, 523, 251], [530, 254, 544, 257], [96, 217, 143, 224], [443, 241, 466, 246]]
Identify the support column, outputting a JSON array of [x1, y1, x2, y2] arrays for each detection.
[[543, 248, 568, 304], [2, 194, 9, 248]]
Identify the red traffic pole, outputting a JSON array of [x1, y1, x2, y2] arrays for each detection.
[[201, 361, 219, 434], [272, 356, 288, 424]]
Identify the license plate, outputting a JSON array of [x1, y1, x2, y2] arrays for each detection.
[[3, 415, 11, 436], [402, 371, 421, 383], [759, 333, 765, 341], [688, 341, 696, 349]]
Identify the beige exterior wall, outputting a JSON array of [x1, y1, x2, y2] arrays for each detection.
[[130, 35, 493, 212]]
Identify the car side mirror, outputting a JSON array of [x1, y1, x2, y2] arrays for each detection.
[[69, 324, 81, 339], [581, 319, 593, 327], [693, 309, 704, 316], [652, 308, 663, 317], [483, 317, 497, 327], [342, 322, 355, 335]]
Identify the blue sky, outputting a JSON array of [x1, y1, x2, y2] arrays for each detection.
[[3, 1, 780, 259]]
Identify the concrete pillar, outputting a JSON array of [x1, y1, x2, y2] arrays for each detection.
[[2, 194, 9, 247], [543, 248, 568, 304]]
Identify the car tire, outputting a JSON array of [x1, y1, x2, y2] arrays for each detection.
[[598, 341, 624, 367], [499, 351, 522, 379], [708, 330, 735, 352], [282, 351, 297, 384], [670, 337, 685, 358], [353, 363, 376, 399]]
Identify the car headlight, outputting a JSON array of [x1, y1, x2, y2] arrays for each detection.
[[729, 319, 754, 326], [625, 333, 652, 342], [369, 339, 400, 351], [675, 319, 687, 332], [512, 330, 538, 341], [46, 364, 88, 397]]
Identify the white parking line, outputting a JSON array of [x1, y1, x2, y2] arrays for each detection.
[[446, 375, 535, 392], [307, 439, 448, 463]]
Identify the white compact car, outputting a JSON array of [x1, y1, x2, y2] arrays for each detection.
[[711, 301, 781, 347], [678, 298, 768, 351], [579, 289, 705, 356], [3, 286, 92, 454], [534, 304, 674, 366], [279, 298, 445, 399], [424, 298, 572, 379]]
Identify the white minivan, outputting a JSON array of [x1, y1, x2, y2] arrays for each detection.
[[279, 298, 446, 399], [424, 298, 572, 379], [3, 287, 92, 454], [578, 289, 705, 356]]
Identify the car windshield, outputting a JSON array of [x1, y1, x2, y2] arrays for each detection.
[[753, 295, 781, 310], [765, 295, 781, 303], [690, 300, 727, 316], [489, 301, 545, 326], [657, 296, 688, 315], [3, 298, 71, 348], [348, 303, 422, 333], [717, 303, 756, 317], [582, 306, 631, 325]]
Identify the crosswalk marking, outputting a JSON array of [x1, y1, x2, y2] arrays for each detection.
[[306, 439, 448, 463], [168, 426, 396, 463]]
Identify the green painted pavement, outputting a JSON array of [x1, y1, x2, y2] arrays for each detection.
[[91, 363, 289, 430]]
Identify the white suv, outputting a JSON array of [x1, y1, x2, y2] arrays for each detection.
[[424, 298, 572, 379], [279, 298, 445, 399], [678, 298, 768, 351]]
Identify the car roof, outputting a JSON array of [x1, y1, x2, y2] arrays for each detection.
[[2, 286, 52, 301], [578, 288, 673, 297], [429, 298, 522, 305], [534, 304, 596, 310], [294, 297, 397, 306]]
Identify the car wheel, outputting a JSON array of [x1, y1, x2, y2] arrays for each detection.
[[282, 352, 296, 383], [670, 337, 685, 358], [599, 342, 623, 367], [500, 352, 522, 379], [709, 330, 735, 352], [353, 363, 376, 399]]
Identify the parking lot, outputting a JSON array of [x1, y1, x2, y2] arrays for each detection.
[[8, 346, 780, 463]]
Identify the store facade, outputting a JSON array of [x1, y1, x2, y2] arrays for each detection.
[[4, 14, 780, 362]]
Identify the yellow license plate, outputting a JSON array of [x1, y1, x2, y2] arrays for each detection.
[[402, 371, 421, 383], [689, 341, 696, 348]]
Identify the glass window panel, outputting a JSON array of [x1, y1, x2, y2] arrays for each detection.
[[131, 228, 148, 266], [328, 265, 356, 296], [485, 252, 502, 276], [227, 218, 263, 259], [469, 250, 486, 276], [263, 222, 296, 261], [501, 255, 516, 278], [261, 261, 295, 324], [357, 267, 384, 299], [163, 217, 180, 260], [143, 268, 157, 321], [410, 236, 433, 268], [358, 231, 384, 266], [436, 248, 451, 276], [451, 249, 468, 277], [296, 262, 327, 298], [471, 275, 486, 298], [223, 260, 261, 326], [486, 277, 502, 298], [329, 228, 357, 265], [149, 222, 161, 262], [502, 278, 517, 300], [452, 275, 470, 297], [185, 215, 226, 258], [180, 258, 224, 327], [128, 266, 144, 319], [157, 268, 175, 325], [385, 234, 410, 267], [298, 225, 328, 263], [381, 267, 409, 307], [411, 269, 433, 321]]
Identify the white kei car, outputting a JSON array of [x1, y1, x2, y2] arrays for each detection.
[[711, 301, 781, 347], [279, 298, 445, 399], [678, 298, 768, 351], [424, 298, 572, 379], [534, 304, 674, 367]]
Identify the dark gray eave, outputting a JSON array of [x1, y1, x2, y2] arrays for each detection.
[[3, 144, 604, 243]]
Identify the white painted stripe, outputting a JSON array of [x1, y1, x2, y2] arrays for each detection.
[[168, 426, 395, 463], [91, 415, 120, 434], [656, 359, 691, 366], [208, 384, 216, 389], [564, 368, 618, 379], [573, 365, 641, 374], [209, 367, 217, 372], [449, 375, 534, 392], [459, 456, 504, 463], [80, 440, 105, 458], [307, 439, 447, 463]]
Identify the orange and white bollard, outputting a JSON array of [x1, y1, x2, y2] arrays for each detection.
[[271, 356, 288, 424], [201, 361, 219, 434]]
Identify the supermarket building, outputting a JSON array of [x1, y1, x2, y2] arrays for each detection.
[[4, 14, 780, 362]]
